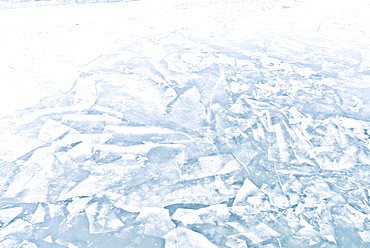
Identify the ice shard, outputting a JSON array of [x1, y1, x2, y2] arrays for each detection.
[[0, 207, 23, 227], [164, 227, 218, 248], [171, 204, 230, 225], [85, 201, 124, 234], [133, 207, 175, 237]]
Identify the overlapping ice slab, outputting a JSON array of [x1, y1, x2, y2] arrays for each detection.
[[1, 0, 370, 247]]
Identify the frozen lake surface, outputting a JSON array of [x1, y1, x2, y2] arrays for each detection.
[[1, 0, 370, 247]]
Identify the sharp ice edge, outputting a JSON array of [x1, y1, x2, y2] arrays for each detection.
[[1, 1, 370, 248]]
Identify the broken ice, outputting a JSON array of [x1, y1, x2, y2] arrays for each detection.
[[1, 0, 370, 247]]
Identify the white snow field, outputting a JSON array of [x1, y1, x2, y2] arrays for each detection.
[[1, 0, 370, 247]]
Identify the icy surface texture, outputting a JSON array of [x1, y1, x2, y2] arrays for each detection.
[[1, 0, 370, 247]]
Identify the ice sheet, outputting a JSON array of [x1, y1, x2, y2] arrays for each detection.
[[1, 0, 370, 247]]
